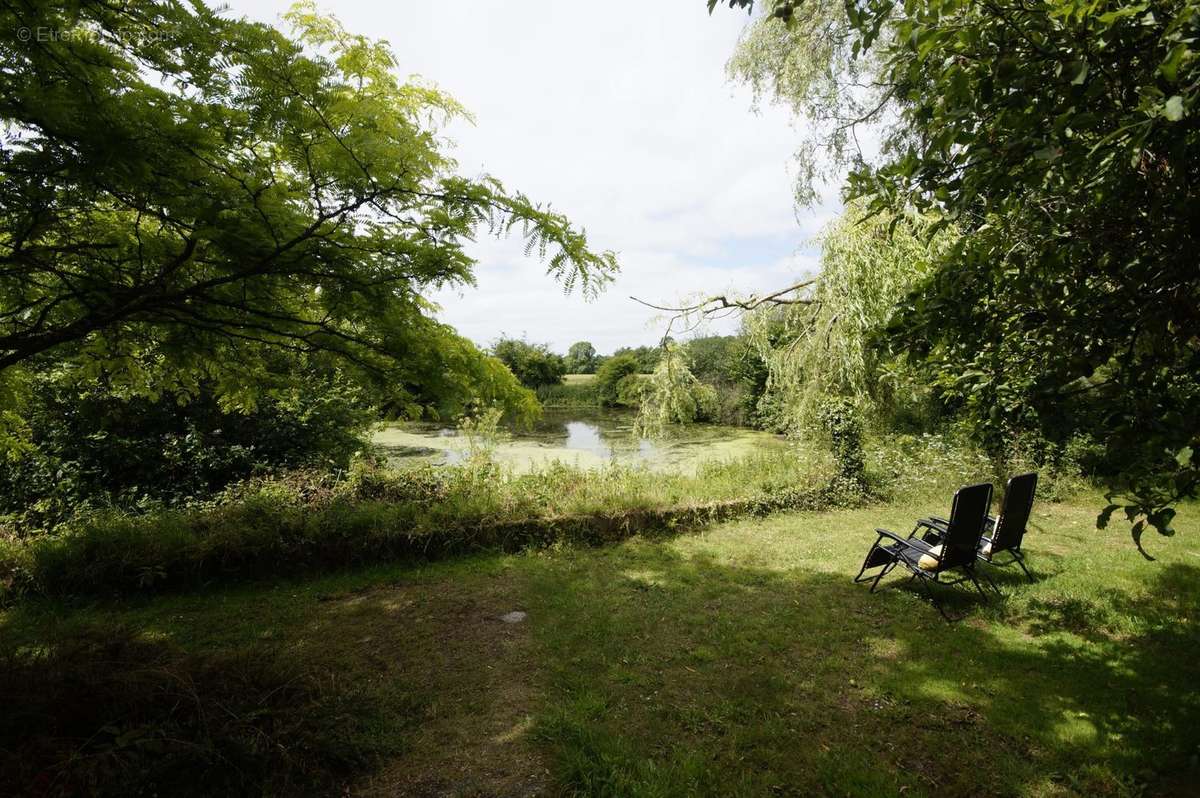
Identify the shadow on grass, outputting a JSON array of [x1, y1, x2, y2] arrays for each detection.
[[521, 545, 1200, 797], [1, 538, 1196, 797]]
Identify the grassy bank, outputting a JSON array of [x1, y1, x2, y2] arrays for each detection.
[[1, 431, 1060, 602], [2, 493, 1196, 796], [537, 373, 603, 407], [0, 444, 836, 600]]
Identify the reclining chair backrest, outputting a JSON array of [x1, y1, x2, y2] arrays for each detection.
[[939, 482, 994, 570], [990, 472, 1038, 554]]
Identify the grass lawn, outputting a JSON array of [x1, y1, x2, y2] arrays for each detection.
[[2, 491, 1197, 796]]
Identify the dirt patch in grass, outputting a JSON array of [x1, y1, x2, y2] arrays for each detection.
[[336, 574, 551, 798]]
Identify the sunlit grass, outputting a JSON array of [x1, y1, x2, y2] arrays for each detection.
[[1, 493, 1197, 795]]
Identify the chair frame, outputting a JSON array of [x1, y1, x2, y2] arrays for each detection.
[[854, 482, 994, 621], [919, 472, 1039, 586]]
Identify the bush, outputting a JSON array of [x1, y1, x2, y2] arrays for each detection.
[[0, 373, 373, 532], [490, 337, 567, 389], [816, 398, 869, 502], [595, 354, 642, 406]]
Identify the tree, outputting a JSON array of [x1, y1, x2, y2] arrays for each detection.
[[594, 354, 642, 407], [490, 337, 567, 390], [636, 345, 719, 435], [0, 2, 615, 439], [565, 341, 598, 374], [682, 335, 740, 385], [743, 200, 956, 433], [609, 345, 662, 373], [710, 0, 1200, 551]]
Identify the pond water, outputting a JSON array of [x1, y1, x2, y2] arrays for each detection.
[[372, 408, 787, 473]]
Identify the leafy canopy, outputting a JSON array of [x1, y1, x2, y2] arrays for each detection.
[[490, 337, 566, 390], [0, 1, 615, 426], [718, 0, 1200, 550], [565, 341, 599, 374]]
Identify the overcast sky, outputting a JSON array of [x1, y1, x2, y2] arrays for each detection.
[[227, 0, 837, 354]]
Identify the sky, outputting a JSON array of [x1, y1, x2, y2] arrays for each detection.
[[226, 0, 839, 354]]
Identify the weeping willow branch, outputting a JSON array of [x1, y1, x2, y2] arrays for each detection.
[[630, 278, 819, 344]]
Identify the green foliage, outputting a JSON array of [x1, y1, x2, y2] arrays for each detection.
[[594, 354, 644, 407], [565, 341, 599, 374], [745, 202, 953, 435], [850, 0, 1200, 547], [537, 375, 602, 408], [681, 335, 741, 384], [490, 337, 567, 390], [635, 346, 720, 435], [0, 362, 373, 532], [815, 398, 867, 500], [0, 446, 844, 600], [375, 323, 541, 426], [723, 0, 1200, 547], [727, 0, 883, 205], [608, 345, 662, 374], [0, 1, 615, 447]]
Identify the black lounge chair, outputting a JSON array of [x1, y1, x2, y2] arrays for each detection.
[[918, 472, 1039, 584], [854, 482, 994, 620]]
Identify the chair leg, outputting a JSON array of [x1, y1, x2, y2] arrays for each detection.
[[917, 576, 952, 621], [854, 543, 890, 584], [967, 570, 990, 601], [869, 560, 896, 593], [980, 568, 1002, 596], [1013, 551, 1035, 583]]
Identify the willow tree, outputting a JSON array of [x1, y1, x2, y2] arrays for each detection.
[[0, 1, 616, 445], [709, 0, 1199, 551], [744, 202, 955, 434]]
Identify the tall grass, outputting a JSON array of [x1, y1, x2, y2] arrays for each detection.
[[0, 430, 1087, 602], [0, 445, 836, 600], [537, 374, 601, 407]]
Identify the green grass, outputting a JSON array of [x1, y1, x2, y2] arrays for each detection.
[[2, 491, 1197, 796], [538, 373, 601, 407], [0, 446, 837, 599]]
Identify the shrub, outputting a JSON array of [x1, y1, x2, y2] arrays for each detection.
[[595, 354, 642, 406], [0, 373, 373, 532], [816, 398, 867, 498], [490, 337, 567, 389]]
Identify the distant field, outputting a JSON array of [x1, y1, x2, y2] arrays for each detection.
[[539, 374, 600, 406]]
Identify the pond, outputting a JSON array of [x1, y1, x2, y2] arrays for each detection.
[[372, 408, 788, 473]]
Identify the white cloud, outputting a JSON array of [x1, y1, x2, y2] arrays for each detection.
[[225, 0, 841, 353]]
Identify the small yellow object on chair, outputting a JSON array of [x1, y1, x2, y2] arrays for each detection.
[[918, 545, 943, 570]]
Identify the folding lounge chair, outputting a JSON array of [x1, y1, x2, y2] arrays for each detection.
[[854, 482, 993, 620], [918, 472, 1039, 584]]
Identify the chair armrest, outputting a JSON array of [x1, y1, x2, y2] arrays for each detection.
[[875, 528, 919, 550], [914, 517, 947, 544]]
